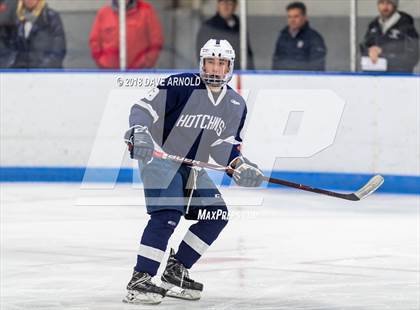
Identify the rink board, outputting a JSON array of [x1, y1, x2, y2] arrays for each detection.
[[0, 71, 419, 194], [0, 167, 418, 195]]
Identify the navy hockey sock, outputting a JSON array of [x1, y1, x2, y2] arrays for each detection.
[[135, 210, 182, 276], [175, 205, 228, 268]]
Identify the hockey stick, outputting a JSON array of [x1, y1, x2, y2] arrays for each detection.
[[152, 150, 384, 201]]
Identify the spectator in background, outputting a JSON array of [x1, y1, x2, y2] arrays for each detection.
[[13, 0, 66, 68], [0, 0, 17, 68], [89, 0, 163, 70], [360, 0, 419, 73], [196, 0, 254, 70], [272, 2, 326, 71]]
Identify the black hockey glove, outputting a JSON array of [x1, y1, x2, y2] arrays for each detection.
[[124, 125, 154, 164], [229, 157, 264, 187]]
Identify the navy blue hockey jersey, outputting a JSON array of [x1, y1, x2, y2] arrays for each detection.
[[129, 73, 247, 166]]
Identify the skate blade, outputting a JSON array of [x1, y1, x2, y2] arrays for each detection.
[[122, 290, 163, 305], [161, 282, 201, 301]]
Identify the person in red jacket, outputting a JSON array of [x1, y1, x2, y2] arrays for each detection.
[[89, 0, 163, 69]]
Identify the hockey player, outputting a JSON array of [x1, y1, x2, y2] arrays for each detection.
[[123, 39, 263, 304]]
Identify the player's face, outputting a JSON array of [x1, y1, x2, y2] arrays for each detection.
[[217, 0, 237, 20], [23, 0, 40, 10], [203, 58, 230, 77], [287, 8, 307, 32], [378, 0, 396, 19]]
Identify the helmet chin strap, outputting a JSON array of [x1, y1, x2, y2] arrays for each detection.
[[201, 72, 225, 88], [208, 84, 223, 93]]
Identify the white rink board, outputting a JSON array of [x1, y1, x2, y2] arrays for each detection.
[[1, 72, 419, 176], [1, 184, 419, 310]]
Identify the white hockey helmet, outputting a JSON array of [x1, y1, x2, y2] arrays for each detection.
[[199, 39, 235, 87]]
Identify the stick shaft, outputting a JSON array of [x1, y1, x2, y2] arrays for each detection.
[[264, 176, 356, 200], [152, 151, 361, 201]]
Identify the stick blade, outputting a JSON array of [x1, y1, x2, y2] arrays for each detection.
[[353, 175, 384, 200]]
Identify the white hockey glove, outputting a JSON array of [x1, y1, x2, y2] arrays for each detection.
[[229, 157, 264, 187], [124, 125, 154, 164]]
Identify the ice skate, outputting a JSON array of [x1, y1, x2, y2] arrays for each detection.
[[123, 270, 167, 305], [160, 249, 203, 300]]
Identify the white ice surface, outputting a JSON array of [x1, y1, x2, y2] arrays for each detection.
[[1, 184, 419, 310]]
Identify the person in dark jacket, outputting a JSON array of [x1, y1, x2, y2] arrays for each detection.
[[13, 0, 66, 68], [272, 2, 327, 71], [0, 0, 18, 68], [196, 0, 254, 70], [360, 0, 419, 73]]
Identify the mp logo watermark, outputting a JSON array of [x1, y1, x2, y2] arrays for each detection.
[[77, 75, 345, 214]]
